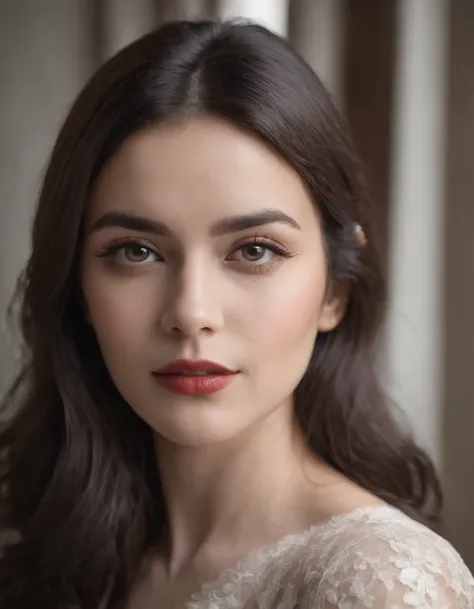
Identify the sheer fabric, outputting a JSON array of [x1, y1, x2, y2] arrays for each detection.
[[187, 506, 474, 609]]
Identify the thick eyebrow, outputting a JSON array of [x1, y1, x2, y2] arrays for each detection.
[[89, 209, 301, 237], [90, 212, 172, 236], [210, 209, 301, 236]]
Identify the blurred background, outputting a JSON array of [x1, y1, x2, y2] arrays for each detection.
[[0, 0, 473, 567]]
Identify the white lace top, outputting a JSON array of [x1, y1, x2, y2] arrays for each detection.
[[186, 506, 474, 609]]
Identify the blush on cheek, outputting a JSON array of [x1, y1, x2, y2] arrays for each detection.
[[247, 269, 325, 359], [82, 274, 158, 351]]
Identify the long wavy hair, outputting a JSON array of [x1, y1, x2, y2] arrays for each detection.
[[0, 19, 442, 609]]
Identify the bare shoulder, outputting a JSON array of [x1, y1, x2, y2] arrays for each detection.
[[298, 506, 474, 609]]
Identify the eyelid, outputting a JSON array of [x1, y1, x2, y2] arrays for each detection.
[[229, 235, 292, 256], [232, 233, 280, 247], [96, 236, 158, 253]]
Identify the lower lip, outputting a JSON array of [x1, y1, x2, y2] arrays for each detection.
[[152, 373, 237, 395]]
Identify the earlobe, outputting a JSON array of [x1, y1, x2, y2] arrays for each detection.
[[355, 223, 367, 247], [317, 283, 348, 332]]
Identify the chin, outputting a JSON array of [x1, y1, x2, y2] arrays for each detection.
[[152, 420, 243, 448], [135, 399, 248, 448]]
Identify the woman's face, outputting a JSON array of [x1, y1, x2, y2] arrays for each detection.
[[81, 116, 344, 445]]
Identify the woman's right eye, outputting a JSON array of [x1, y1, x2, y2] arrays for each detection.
[[98, 242, 161, 265]]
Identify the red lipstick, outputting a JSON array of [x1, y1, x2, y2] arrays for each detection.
[[152, 359, 238, 396]]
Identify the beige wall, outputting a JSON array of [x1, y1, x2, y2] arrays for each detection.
[[0, 1, 93, 389]]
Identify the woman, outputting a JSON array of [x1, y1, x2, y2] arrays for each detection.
[[0, 19, 472, 609]]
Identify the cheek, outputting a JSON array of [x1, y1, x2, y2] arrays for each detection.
[[237, 261, 326, 363], [81, 269, 159, 355]]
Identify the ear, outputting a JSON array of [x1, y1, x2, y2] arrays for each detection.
[[317, 281, 348, 333], [318, 223, 365, 332]]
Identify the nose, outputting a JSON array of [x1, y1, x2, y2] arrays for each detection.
[[160, 261, 224, 338]]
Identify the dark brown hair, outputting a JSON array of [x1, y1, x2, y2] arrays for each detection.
[[0, 19, 442, 609]]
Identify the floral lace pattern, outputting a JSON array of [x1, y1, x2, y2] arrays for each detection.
[[187, 506, 474, 609]]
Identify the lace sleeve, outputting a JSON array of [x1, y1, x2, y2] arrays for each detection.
[[302, 513, 474, 609]]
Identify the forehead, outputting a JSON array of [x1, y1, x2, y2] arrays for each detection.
[[87, 116, 318, 229]]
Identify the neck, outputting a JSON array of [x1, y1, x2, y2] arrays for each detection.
[[155, 402, 320, 576]]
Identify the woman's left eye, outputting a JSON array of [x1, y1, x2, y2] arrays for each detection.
[[228, 241, 288, 265]]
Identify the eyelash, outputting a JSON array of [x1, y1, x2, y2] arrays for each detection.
[[95, 235, 294, 271]]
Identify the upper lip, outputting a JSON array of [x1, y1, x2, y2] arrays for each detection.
[[153, 359, 237, 375]]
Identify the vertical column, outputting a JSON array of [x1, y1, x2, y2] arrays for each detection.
[[385, 0, 448, 465], [342, 0, 397, 271], [216, 0, 289, 37], [443, 0, 474, 570], [289, 0, 345, 101]]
